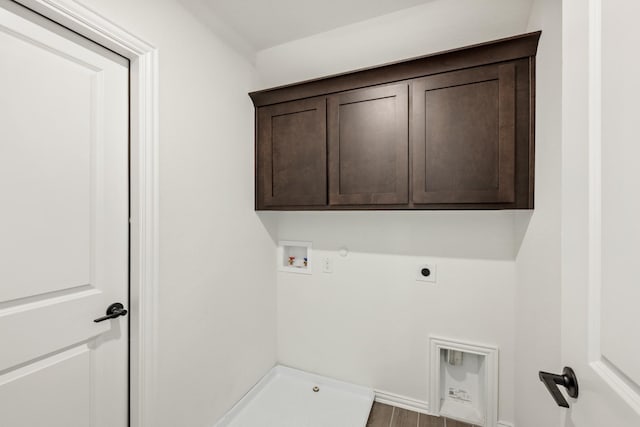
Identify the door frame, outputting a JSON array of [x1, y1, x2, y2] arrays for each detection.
[[11, 1, 160, 426]]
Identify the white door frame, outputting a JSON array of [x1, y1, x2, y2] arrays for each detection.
[[10, 1, 160, 426]]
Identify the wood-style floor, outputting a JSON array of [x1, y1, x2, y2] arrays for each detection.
[[367, 402, 478, 427]]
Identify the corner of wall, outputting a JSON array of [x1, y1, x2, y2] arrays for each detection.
[[513, 0, 563, 426]]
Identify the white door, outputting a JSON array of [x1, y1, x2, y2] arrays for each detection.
[[0, 1, 129, 426], [561, 0, 640, 426]]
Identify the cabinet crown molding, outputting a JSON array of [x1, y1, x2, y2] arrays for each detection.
[[249, 31, 541, 107]]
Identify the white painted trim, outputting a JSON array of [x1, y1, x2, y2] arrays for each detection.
[[13, 1, 160, 426], [374, 390, 430, 414], [586, 0, 603, 365], [429, 336, 499, 427], [591, 360, 640, 416], [373, 390, 514, 427]]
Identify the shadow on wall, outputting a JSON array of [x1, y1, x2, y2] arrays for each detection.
[[513, 209, 535, 258], [255, 210, 279, 244], [563, 412, 576, 427], [258, 210, 533, 261]]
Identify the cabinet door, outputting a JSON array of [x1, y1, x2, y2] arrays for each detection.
[[412, 63, 516, 204], [256, 98, 327, 208], [328, 83, 408, 206]]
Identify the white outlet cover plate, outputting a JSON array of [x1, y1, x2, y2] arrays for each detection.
[[322, 257, 333, 273], [416, 264, 437, 283]]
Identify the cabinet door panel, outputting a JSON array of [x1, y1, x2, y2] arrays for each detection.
[[412, 63, 516, 204], [257, 98, 327, 208], [328, 83, 408, 205]]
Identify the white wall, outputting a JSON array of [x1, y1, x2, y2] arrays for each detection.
[[514, 0, 562, 426], [251, 5, 541, 425], [271, 212, 517, 423], [256, 0, 533, 88], [61, 1, 560, 425], [73, 1, 278, 426]]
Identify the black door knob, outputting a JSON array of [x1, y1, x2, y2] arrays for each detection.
[[94, 302, 128, 323], [539, 367, 579, 408]]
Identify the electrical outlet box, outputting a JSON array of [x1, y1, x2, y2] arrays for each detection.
[[416, 264, 436, 283]]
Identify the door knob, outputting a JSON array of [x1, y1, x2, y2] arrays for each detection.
[[94, 302, 128, 323], [539, 367, 579, 408]]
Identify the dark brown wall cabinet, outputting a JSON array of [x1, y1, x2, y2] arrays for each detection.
[[257, 98, 326, 208], [328, 83, 409, 206], [250, 32, 540, 210]]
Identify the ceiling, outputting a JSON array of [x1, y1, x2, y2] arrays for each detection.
[[180, 0, 435, 52]]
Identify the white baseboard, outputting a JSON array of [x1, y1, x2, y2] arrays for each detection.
[[374, 390, 514, 427], [374, 390, 431, 415]]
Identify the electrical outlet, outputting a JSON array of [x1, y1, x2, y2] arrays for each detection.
[[322, 257, 333, 273], [416, 264, 436, 283]]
